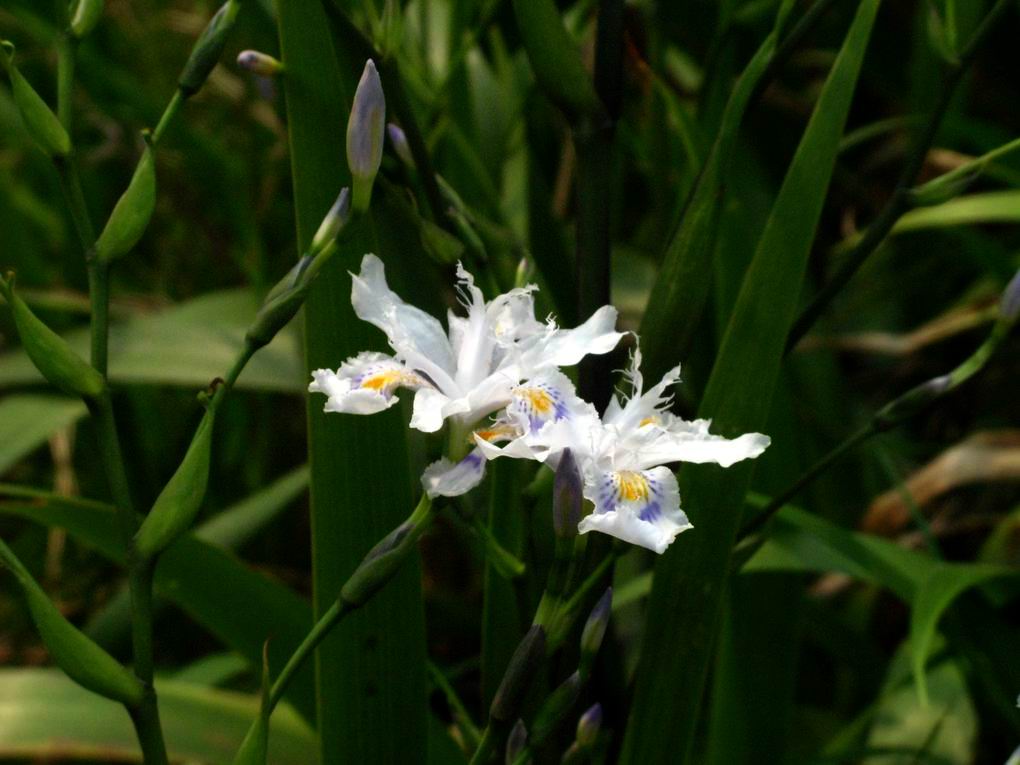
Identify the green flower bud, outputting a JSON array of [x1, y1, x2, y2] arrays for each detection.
[[420, 218, 465, 265], [529, 671, 581, 742], [490, 625, 546, 722], [233, 643, 271, 765], [69, 0, 104, 39], [236, 50, 283, 77], [178, 0, 241, 97], [95, 144, 156, 263], [0, 539, 143, 706], [341, 494, 433, 608], [310, 187, 352, 255], [0, 274, 105, 401], [874, 375, 951, 431], [245, 261, 311, 350], [134, 409, 215, 559], [505, 719, 528, 765], [1, 42, 71, 158], [579, 587, 611, 675], [347, 60, 385, 212], [553, 449, 582, 539], [575, 702, 602, 748]]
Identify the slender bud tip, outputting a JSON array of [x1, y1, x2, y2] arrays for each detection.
[[387, 123, 413, 167], [580, 587, 612, 656], [505, 719, 528, 764], [237, 50, 283, 77], [553, 448, 583, 538], [576, 702, 603, 747], [311, 187, 352, 254], [1001, 268, 1020, 322]]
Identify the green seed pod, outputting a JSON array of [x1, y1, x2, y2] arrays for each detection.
[[134, 409, 215, 559], [0, 539, 143, 706], [490, 625, 546, 722], [96, 145, 156, 263], [246, 269, 311, 350], [69, 0, 104, 39], [233, 716, 269, 765], [0, 274, 105, 401], [178, 0, 241, 97], [1, 42, 71, 158]]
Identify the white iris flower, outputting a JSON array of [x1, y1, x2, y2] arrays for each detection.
[[475, 348, 770, 554], [309, 254, 624, 498]]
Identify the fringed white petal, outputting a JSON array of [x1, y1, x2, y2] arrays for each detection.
[[421, 449, 487, 498], [578, 466, 691, 554], [309, 353, 422, 415]]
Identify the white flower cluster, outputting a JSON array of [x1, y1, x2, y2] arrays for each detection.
[[310, 255, 769, 554]]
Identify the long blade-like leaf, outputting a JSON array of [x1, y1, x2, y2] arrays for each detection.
[[620, 3, 882, 762], [277, 1, 429, 761]]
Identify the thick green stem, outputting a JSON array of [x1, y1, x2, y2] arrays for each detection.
[[87, 260, 110, 374], [129, 686, 169, 765], [786, 0, 1012, 351], [87, 392, 137, 537]]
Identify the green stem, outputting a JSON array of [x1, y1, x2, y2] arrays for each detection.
[[739, 423, 873, 540], [786, 0, 1012, 352], [468, 725, 497, 765], [151, 90, 184, 146], [129, 686, 169, 765], [267, 599, 350, 710], [87, 392, 137, 537], [428, 661, 482, 748], [87, 260, 110, 374]]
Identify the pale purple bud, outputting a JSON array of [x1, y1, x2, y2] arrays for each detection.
[[387, 123, 413, 167], [1001, 268, 1020, 322], [576, 703, 602, 748], [505, 719, 527, 765], [553, 449, 582, 538], [347, 60, 385, 210], [237, 50, 283, 77]]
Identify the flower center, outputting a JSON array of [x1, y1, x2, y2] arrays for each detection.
[[616, 471, 650, 502]]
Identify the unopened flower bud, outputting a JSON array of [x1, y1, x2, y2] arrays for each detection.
[[178, 0, 240, 97], [0, 274, 105, 401], [347, 60, 385, 211], [311, 187, 352, 255], [553, 449, 582, 538], [491, 625, 546, 722], [134, 409, 215, 559], [514, 258, 533, 290], [1, 42, 71, 158], [1001, 268, 1020, 323], [874, 375, 951, 430], [387, 123, 413, 167], [579, 587, 612, 674], [420, 219, 465, 264], [0, 539, 143, 706], [341, 494, 433, 608], [96, 144, 156, 262], [530, 671, 581, 742], [575, 703, 602, 748], [69, 0, 104, 39], [505, 719, 528, 765], [237, 50, 282, 77]]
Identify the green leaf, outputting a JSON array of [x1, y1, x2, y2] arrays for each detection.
[[0, 668, 317, 764], [0, 486, 316, 721], [279, 1, 429, 761], [621, 3, 882, 762], [908, 563, 1013, 705], [0, 290, 303, 392], [0, 394, 86, 475]]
